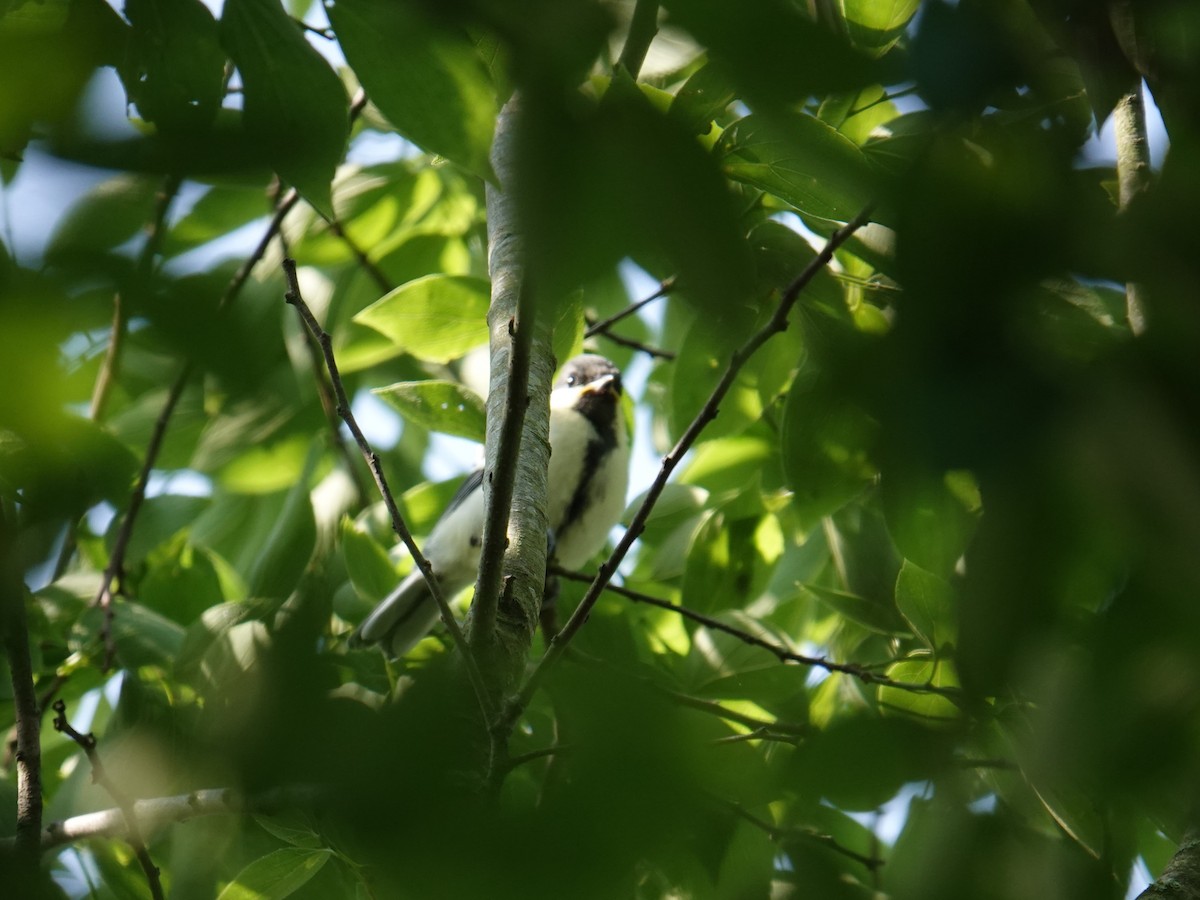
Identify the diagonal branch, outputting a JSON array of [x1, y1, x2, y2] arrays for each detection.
[[53, 700, 163, 900], [508, 204, 876, 726], [282, 259, 493, 720], [553, 566, 964, 699]]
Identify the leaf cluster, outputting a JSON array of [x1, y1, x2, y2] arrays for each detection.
[[2, 1, 1200, 899]]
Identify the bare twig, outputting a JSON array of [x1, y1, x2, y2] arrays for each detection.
[[553, 566, 963, 699], [583, 320, 675, 359], [583, 277, 673, 338], [723, 799, 884, 872], [327, 219, 393, 294], [281, 259, 493, 719], [508, 205, 876, 725], [93, 362, 192, 668], [53, 700, 164, 900], [568, 647, 808, 735]]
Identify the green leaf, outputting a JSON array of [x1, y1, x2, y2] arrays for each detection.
[[780, 372, 879, 529], [245, 464, 318, 600], [326, 0, 495, 178], [46, 174, 161, 265], [842, 0, 920, 56], [123, 0, 225, 134], [340, 516, 400, 602], [882, 465, 981, 575], [668, 61, 736, 135], [894, 561, 956, 650], [162, 184, 273, 256], [878, 654, 962, 723], [719, 112, 877, 223], [253, 813, 324, 850], [800, 583, 907, 635], [373, 380, 486, 442], [221, 0, 348, 217], [109, 599, 187, 668], [353, 274, 490, 363], [218, 433, 316, 494], [217, 847, 332, 900]]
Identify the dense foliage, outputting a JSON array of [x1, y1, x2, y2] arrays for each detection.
[[3, 0, 1200, 898]]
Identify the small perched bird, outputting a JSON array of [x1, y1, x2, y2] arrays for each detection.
[[352, 354, 630, 657]]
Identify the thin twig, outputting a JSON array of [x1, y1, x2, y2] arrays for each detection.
[[553, 566, 963, 699], [281, 259, 493, 719], [91, 175, 312, 662], [53, 700, 164, 900], [583, 320, 675, 359], [583, 277, 673, 337], [508, 205, 876, 725], [93, 362, 192, 668], [567, 647, 808, 735], [723, 799, 884, 872], [327, 219, 393, 295]]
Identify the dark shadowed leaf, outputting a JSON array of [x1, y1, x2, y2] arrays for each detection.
[[327, 0, 496, 178], [221, 0, 348, 217]]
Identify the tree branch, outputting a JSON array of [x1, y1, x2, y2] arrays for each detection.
[[282, 259, 493, 720], [471, 94, 556, 714], [1114, 80, 1151, 336], [52, 700, 163, 900], [1137, 830, 1200, 900], [1, 504, 42, 875], [0, 785, 323, 854], [618, 0, 660, 78], [507, 204, 876, 726]]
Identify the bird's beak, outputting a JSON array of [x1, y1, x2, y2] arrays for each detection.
[[583, 373, 622, 398]]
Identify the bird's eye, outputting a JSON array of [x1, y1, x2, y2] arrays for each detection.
[[566, 374, 578, 386]]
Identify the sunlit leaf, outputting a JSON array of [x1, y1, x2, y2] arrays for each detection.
[[354, 274, 490, 363], [216, 847, 332, 900], [373, 380, 486, 442], [878, 654, 962, 723]]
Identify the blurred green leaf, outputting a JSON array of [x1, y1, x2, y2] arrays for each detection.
[[878, 654, 962, 723], [327, 0, 495, 178], [373, 379, 486, 442], [354, 274, 490, 363], [216, 847, 332, 900], [780, 372, 879, 529], [341, 515, 399, 602], [221, 0, 348, 217], [842, 0, 920, 56], [719, 112, 877, 223], [894, 561, 956, 651], [45, 173, 160, 265], [122, 0, 225, 135]]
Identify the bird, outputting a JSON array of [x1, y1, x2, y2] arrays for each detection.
[[351, 354, 630, 657]]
